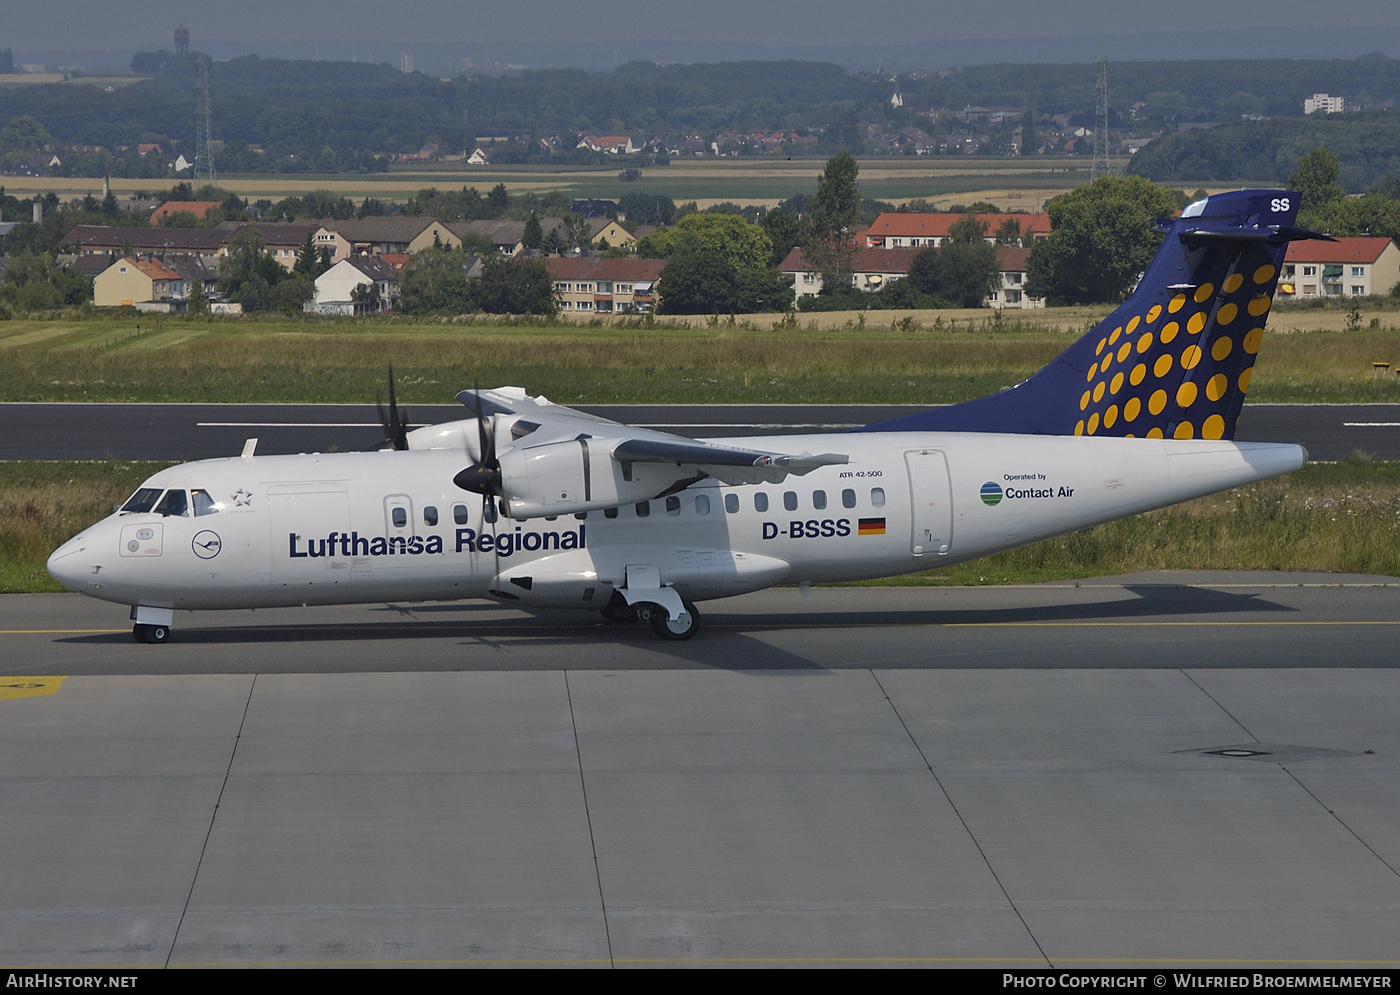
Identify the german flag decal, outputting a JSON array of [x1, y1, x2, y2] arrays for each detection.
[[858, 518, 886, 536]]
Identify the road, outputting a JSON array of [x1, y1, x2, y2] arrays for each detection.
[[2, 401, 1399, 461]]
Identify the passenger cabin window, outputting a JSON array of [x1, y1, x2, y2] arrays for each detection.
[[696, 494, 711, 515], [191, 489, 219, 516], [484, 501, 499, 524], [121, 488, 163, 514], [812, 490, 827, 510], [635, 501, 650, 518], [665, 495, 681, 515], [604, 507, 619, 519], [754, 492, 769, 512], [154, 489, 189, 517], [392, 507, 407, 528], [453, 504, 469, 525], [725, 493, 739, 514], [871, 487, 886, 508], [842, 488, 856, 509], [423, 506, 438, 526], [783, 491, 798, 511]]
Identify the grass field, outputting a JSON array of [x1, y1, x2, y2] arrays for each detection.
[[4, 459, 1396, 595], [2, 307, 1399, 405], [0, 156, 1123, 210]]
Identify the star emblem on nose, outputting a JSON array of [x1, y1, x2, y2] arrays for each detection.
[[231, 488, 252, 507]]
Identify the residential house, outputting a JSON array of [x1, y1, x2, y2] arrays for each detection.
[[545, 257, 666, 314], [864, 212, 1052, 249], [779, 244, 1042, 308], [93, 254, 217, 310], [219, 222, 319, 271], [309, 256, 402, 315], [63, 224, 228, 260], [779, 247, 923, 297], [1279, 237, 1400, 298], [150, 200, 222, 225], [588, 218, 635, 249], [986, 246, 1044, 309], [315, 217, 460, 258], [577, 135, 638, 155], [446, 217, 568, 256], [571, 199, 620, 219]]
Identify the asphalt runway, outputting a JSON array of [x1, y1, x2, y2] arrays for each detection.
[[3, 401, 1399, 461], [4, 574, 1400, 967]]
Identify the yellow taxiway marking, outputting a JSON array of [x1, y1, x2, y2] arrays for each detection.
[[0, 676, 65, 700]]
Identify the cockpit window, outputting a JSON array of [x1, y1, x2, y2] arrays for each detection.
[[154, 489, 189, 517], [120, 487, 163, 514], [191, 489, 219, 516]]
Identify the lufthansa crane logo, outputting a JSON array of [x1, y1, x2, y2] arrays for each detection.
[[192, 530, 223, 559]]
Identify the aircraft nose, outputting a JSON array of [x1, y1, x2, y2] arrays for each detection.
[[47, 535, 91, 591]]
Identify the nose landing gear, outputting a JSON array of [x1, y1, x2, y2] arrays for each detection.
[[132, 623, 170, 644]]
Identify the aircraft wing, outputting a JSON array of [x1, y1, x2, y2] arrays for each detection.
[[450, 387, 848, 515]]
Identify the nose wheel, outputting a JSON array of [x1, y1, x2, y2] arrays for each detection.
[[133, 623, 171, 644]]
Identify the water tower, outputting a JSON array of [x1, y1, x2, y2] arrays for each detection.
[[175, 25, 190, 55]]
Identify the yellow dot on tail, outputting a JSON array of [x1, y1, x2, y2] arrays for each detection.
[[1111, 371, 1124, 394], [1243, 327, 1263, 354], [1223, 273, 1244, 294], [1174, 421, 1195, 439], [1075, 420, 1084, 435], [1154, 353, 1174, 378], [1168, 293, 1186, 313], [1130, 362, 1147, 386], [1239, 367, 1254, 393], [1087, 363, 1098, 382], [1093, 381, 1106, 402], [1181, 344, 1202, 369], [1126, 315, 1140, 334], [1137, 331, 1154, 353], [1147, 427, 1164, 439], [1146, 304, 1162, 323], [1187, 312, 1206, 335], [1096, 337, 1107, 355], [1203, 414, 1226, 439], [1104, 404, 1119, 428], [1194, 283, 1214, 303], [1080, 390, 1091, 410], [1216, 302, 1237, 325], [1117, 342, 1132, 362], [1109, 326, 1122, 345], [1206, 373, 1228, 401], [1088, 412, 1100, 434], [1161, 321, 1179, 344], [1124, 396, 1141, 421], [1177, 381, 1198, 408], [1253, 264, 1276, 284], [1211, 336, 1233, 362], [1149, 389, 1167, 415], [1101, 350, 1114, 371], [1248, 295, 1271, 316]]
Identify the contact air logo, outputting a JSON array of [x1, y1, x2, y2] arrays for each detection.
[[980, 482, 1004, 506]]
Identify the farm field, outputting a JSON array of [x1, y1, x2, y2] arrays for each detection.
[[2, 156, 1128, 210], [0, 307, 1398, 405]]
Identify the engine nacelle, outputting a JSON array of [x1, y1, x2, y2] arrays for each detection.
[[496, 437, 696, 519]]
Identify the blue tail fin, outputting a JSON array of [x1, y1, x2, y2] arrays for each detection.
[[858, 189, 1327, 441]]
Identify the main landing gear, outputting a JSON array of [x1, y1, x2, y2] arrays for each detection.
[[132, 623, 170, 644], [600, 596, 700, 641]]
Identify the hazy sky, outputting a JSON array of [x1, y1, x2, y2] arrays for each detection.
[[9, 0, 1400, 50]]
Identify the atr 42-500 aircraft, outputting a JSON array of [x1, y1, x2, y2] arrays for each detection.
[[49, 189, 1322, 643]]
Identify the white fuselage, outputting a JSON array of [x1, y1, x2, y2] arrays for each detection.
[[47, 432, 1306, 615]]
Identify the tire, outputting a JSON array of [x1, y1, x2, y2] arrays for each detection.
[[133, 623, 171, 644], [649, 600, 699, 641], [599, 603, 634, 624]]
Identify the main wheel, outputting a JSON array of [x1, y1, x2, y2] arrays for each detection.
[[649, 600, 699, 641]]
